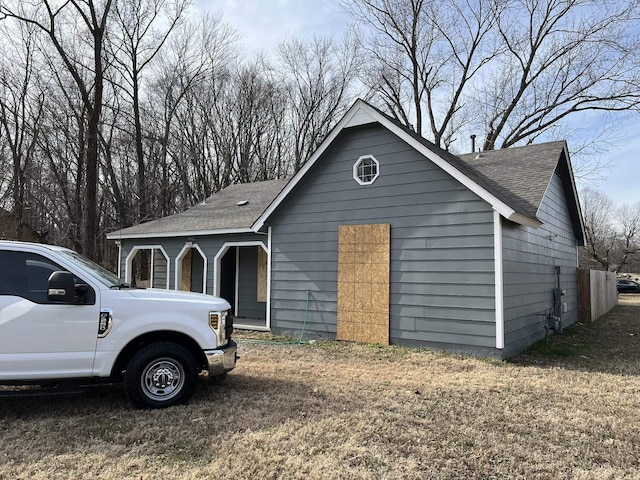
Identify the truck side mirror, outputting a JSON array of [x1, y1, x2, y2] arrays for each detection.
[[47, 271, 78, 303]]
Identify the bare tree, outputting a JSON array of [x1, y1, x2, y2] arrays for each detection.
[[205, 61, 288, 186], [581, 187, 617, 270], [616, 203, 640, 272], [346, 0, 640, 156], [481, 0, 640, 151], [276, 34, 362, 170], [109, 0, 189, 224], [36, 64, 89, 250], [581, 187, 640, 272], [0, 21, 45, 239], [99, 84, 134, 232], [146, 13, 237, 215], [1, 0, 113, 259], [345, 0, 503, 146]]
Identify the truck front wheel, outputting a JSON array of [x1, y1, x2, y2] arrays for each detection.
[[124, 342, 198, 408]]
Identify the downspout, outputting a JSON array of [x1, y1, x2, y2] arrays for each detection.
[[494, 211, 505, 349]]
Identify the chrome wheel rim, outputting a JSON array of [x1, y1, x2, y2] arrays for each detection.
[[141, 357, 185, 401]]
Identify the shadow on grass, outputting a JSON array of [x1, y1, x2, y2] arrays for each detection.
[[511, 301, 640, 376], [0, 373, 333, 466], [0, 372, 330, 427]]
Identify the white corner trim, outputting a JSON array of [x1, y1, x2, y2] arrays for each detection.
[[116, 242, 122, 278], [494, 211, 505, 350], [266, 226, 272, 330], [234, 247, 240, 314]]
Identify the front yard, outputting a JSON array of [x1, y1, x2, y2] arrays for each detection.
[[1, 298, 639, 479]]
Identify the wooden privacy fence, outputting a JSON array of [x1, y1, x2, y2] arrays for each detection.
[[578, 269, 618, 323]]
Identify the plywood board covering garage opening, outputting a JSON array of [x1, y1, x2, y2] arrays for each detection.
[[337, 224, 390, 344]]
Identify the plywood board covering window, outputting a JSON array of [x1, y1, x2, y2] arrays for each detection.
[[337, 224, 390, 344], [257, 247, 267, 302], [181, 250, 192, 291]]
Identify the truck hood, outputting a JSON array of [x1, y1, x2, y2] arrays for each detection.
[[124, 288, 231, 311]]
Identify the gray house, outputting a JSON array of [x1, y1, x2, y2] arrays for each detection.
[[107, 99, 585, 358]]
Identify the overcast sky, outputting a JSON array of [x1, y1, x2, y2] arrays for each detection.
[[195, 0, 350, 56], [194, 0, 639, 206]]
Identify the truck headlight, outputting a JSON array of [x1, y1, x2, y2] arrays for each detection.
[[210, 311, 227, 328], [209, 312, 219, 329]]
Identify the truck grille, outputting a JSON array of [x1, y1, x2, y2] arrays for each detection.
[[226, 312, 234, 340]]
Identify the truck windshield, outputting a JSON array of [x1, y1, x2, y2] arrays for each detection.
[[56, 249, 124, 288]]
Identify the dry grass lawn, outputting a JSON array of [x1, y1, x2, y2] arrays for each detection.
[[1, 297, 640, 479]]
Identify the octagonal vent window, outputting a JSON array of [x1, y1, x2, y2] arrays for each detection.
[[353, 155, 379, 185]]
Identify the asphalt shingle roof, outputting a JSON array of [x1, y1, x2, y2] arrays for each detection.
[[458, 141, 566, 219], [107, 178, 290, 238]]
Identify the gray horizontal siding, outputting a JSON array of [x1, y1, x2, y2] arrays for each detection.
[[268, 123, 496, 349], [502, 171, 578, 356], [151, 249, 168, 289]]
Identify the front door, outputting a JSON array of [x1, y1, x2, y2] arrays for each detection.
[[0, 250, 100, 380]]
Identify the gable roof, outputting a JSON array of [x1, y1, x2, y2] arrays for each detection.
[[106, 99, 585, 244], [254, 99, 584, 244], [106, 178, 290, 240]]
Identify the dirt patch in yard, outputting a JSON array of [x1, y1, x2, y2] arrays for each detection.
[[1, 299, 639, 479]]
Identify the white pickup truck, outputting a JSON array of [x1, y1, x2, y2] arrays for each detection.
[[0, 241, 237, 408]]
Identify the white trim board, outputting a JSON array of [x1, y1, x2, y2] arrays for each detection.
[[212, 241, 269, 325], [106, 227, 254, 240], [174, 242, 208, 294], [493, 211, 505, 350]]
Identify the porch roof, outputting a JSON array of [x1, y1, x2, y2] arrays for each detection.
[[106, 178, 290, 240]]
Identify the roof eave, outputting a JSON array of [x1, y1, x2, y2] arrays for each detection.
[[560, 143, 587, 245], [506, 212, 542, 229], [379, 117, 543, 228], [106, 227, 255, 240]]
